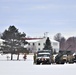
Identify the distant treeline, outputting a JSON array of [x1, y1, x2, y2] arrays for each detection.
[[54, 33, 76, 53]]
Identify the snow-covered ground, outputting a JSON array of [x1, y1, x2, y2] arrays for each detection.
[[0, 54, 76, 75]]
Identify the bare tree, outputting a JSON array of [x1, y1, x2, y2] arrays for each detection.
[[54, 33, 62, 42], [60, 37, 66, 50], [65, 37, 76, 53], [54, 33, 66, 50]]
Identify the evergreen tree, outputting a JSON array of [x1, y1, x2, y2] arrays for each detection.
[[43, 37, 53, 53], [1, 25, 27, 60]]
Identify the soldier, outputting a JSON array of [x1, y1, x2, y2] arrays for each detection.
[[33, 52, 37, 64], [23, 53, 27, 61]]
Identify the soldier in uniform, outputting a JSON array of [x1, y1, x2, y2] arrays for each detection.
[[23, 53, 27, 61], [33, 52, 37, 64]]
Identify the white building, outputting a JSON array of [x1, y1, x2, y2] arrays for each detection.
[[25, 37, 59, 53], [0, 39, 5, 49]]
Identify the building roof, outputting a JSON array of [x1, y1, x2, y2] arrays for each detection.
[[22, 37, 43, 40], [25, 37, 59, 43], [26, 39, 40, 43]]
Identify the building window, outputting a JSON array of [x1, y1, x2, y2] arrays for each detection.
[[28, 43, 30, 45], [38, 43, 40, 46], [38, 48, 40, 50], [33, 43, 35, 46]]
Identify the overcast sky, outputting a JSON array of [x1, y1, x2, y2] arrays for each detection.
[[0, 0, 76, 38]]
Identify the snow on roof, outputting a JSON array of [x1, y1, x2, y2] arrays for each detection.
[[50, 39, 59, 43], [44, 37, 59, 43], [25, 37, 59, 43], [26, 39, 40, 43], [0, 39, 5, 42]]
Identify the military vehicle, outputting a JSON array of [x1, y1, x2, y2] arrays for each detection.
[[33, 50, 54, 64], [37, 50, 51, 55], [55, 50, 74, 64], [36, 53, 51, 64]]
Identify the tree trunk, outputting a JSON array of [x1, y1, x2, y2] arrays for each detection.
[[11, 53, 13, 60], [17, 53, 19, 60]]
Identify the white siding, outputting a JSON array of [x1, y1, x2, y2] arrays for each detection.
[[26, 37, 59, 53]]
